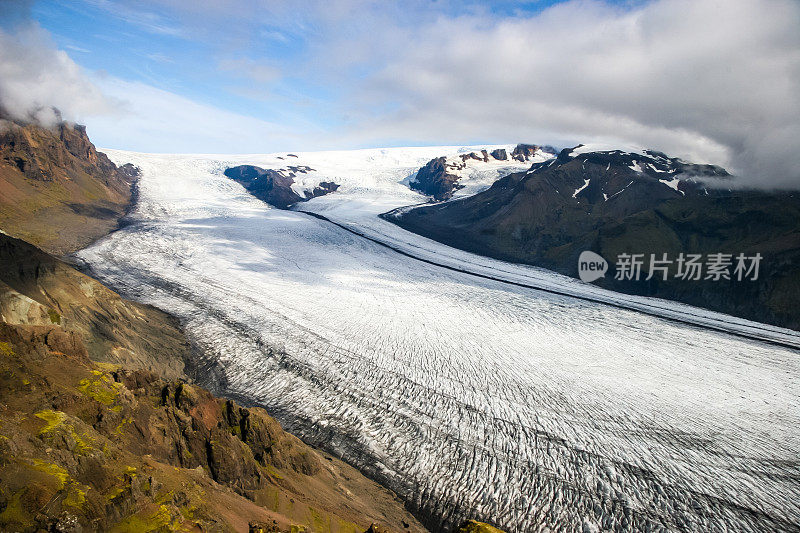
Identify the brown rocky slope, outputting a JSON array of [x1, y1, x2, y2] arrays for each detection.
[[0, 320, 427, 532], [0, 113, 136, 257], [0, 232, 189, 379], [0, 233, 427, 532]]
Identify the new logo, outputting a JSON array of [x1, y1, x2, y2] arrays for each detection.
[[578, 251, 608, 282]]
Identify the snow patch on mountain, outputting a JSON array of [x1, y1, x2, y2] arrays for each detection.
[[660, 177, 685, 194], [573, 178, 591, 198], [569, 143, 648, 157]]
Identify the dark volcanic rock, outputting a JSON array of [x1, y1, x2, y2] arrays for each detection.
[[225, 166, 300, 209], [409, 156, 464, 201], [222, 164, 268, 182], [458, 151, 490, 163], [490, 149, 508, 160], [392, 146, 800, 330], [224, 164, 338, 209], [312, 181, 340, 197], [541, 145, 559, 155], [510, 143, 540, 162], [117, 163, 141, 180]]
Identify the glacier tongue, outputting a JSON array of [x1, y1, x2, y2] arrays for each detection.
[[78, 148, 800, 532]]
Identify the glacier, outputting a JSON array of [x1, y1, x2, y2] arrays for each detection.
[[77, 146, 800, 532]]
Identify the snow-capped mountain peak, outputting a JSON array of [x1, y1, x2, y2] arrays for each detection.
[[409, 143, 555, 201], [520, 144, 730, 204]]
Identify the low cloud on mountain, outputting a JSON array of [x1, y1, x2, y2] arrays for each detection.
[[0, 21, 116, 126], [350, 0, 800, 188]]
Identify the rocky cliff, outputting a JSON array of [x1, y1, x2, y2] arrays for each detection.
[[409, 156, 463, 201], [0, 114, 137, 256]]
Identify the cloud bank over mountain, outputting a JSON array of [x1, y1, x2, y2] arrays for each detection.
[[351, 0, 800, 188]]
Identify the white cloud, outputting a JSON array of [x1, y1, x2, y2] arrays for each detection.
[[87, 76, 310, 153], [0, 23, 116, 126], [345, 0, 800, 188], [0, 13, 303, 153]]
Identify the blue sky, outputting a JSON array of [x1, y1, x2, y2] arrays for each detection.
[[1, 0, 798, 187], [30, 0, 338, 136], [27, 0, 592, 147]]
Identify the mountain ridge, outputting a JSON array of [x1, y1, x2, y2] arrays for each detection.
[[391, 145, 800, 330], [0, 113, 138, 257]]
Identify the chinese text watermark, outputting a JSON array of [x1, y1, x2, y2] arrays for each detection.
[[579, 252, 761, 283]]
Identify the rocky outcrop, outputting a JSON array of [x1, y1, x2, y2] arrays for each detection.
[[459, 150, 489, 163], [225, 166, 300, 209], [510, 143, 559, 161], [0, 232, 189, 379], [311, 181, 340, 198], [410, 146, 551, 202], [0, 116, 137, 256], [510, 143, 539, 161], [0, 320, 427, 532], [409, 157, 464, 201], [392, 146, 800, 329], [489, 149, 507, 161], [224, 164, 339, 209]]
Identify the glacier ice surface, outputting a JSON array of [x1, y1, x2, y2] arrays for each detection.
[[78, 147, 800, 532]]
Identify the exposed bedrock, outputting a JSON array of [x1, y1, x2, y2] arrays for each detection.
[[224, 164, 339, 209]]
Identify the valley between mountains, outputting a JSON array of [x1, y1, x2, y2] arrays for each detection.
[[74, 147, 800, 532]]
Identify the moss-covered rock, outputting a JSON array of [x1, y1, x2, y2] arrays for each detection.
[[456, 520, 506, 533], [0, 320, 426, 532]]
